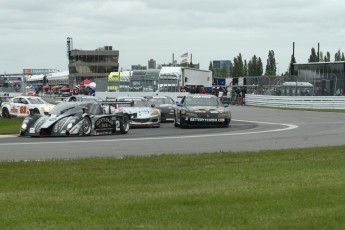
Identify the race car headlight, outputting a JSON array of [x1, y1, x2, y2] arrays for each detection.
[[151, 109, 160, 116], [21, 123, 28, 130], [66, 123, 73, 130], [21, 118, 32, 131]]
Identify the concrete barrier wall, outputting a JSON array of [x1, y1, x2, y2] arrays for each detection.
[[246, 95, 345, 109]]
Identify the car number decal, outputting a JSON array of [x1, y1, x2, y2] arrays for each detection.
[[19, 106, 27, 114]]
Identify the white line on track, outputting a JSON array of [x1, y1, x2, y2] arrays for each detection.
[[0, 119, 298, 146], [0, 135, 17, 138]]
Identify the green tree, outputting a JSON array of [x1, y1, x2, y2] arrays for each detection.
[[209, 61, 213, 71], [289, 54, 296, 76], [308, 48, 318, 62], [334, 49, 345, 61], [178, 62, 189, 68], [265, 50, 276, 76], [231, 53, 245, 78], [248, 55, 263, 76], [324, 52, 331, 62], [244, 60, 248, 76], [258, 57, 263, 76], [189, 61, 194, 68]]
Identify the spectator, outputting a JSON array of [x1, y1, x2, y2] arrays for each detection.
[[241, 87, 247, 105], [235, 88, 241, 105], [88, 87, 93, 96], [218, 87, 224, 102], [189, 86, 196, 94], [231, 87, 236, 104], [199, 87, 206, 94]]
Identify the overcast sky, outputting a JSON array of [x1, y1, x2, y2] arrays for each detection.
[[1, 0, 345, 75]]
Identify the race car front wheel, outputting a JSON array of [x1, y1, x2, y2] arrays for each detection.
[[2, 108, 10, 118], [120, 115, 130, 134], [81, 118, 92, 136], [223, 119, 230, 128], [32, 108, 40, 115], [173, 115, 180, 127]]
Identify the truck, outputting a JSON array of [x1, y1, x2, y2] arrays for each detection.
[[107, 71, 130, 92], [158, 67, 212, 92]]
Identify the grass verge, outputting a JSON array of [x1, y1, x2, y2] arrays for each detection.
[[0, 118, 23, 134], [1, 146, 345, 229]]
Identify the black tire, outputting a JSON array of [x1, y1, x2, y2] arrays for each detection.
[[81, 117, 92, 136], [180, 123, 188, 129], [120, 115, 130, 134], [2, 108, 11, 118], [173, 115, 180, 127], [32, 108, 40, 115], [223, 119, 230, 128]]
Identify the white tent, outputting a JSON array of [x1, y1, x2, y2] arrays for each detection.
[[85, 82, 96, 88]]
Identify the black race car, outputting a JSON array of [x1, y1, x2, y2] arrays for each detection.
[[174, 94, 231, 128], [147, 96, 176, 122], [19, 101, 133, 137]]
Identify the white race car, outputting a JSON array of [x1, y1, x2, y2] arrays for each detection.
[[1, 96, 55, 118], [108, 97, 161, 127]]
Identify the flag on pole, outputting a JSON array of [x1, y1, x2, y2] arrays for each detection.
[[181, 52, 188, 63]]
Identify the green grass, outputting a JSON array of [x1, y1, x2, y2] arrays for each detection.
[[1, 146, 345, 229], [0, 118, 23, 134]]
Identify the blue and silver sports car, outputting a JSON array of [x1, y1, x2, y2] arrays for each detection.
[[19, 101, 133, 137], [174, 94, 231, 128]]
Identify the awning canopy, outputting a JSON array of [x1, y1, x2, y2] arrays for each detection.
[[60, 85, 69, 91], [80, 79, 91, 86]]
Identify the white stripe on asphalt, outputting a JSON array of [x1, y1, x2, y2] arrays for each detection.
[[0, 119, 298, 146]]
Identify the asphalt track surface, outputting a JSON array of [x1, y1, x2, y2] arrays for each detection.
[[0, 106, 345, 161]]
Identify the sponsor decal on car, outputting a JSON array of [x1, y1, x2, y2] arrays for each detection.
[[189, 118, 225, 122], [95, 117, 113, 131]]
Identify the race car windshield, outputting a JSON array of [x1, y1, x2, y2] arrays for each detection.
[[184, 97, 221, 106], [69, 96, 99, 102], [149, 98, 174, 105], [27, 98, 45, 104], [50, 103, 83, 115]]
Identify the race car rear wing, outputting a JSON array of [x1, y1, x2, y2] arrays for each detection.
[[101, 100, 136, 118], [102, 100, 134, 106], [102, 100, 134, 111]]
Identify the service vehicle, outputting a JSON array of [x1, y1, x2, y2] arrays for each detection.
[[107, 97, 161, 127], [1, 96, 54, 118], [174, 94, 231, 128], [19, 101, 133, 137], [158, 67, 212, 92]]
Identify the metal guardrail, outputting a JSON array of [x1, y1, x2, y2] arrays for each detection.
[[246, 95, 345, 110]]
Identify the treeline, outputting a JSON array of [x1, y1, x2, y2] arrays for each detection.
[[209, 48, 345, 78]]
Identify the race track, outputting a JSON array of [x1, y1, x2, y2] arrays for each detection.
[[1, 106, 345, 161]]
